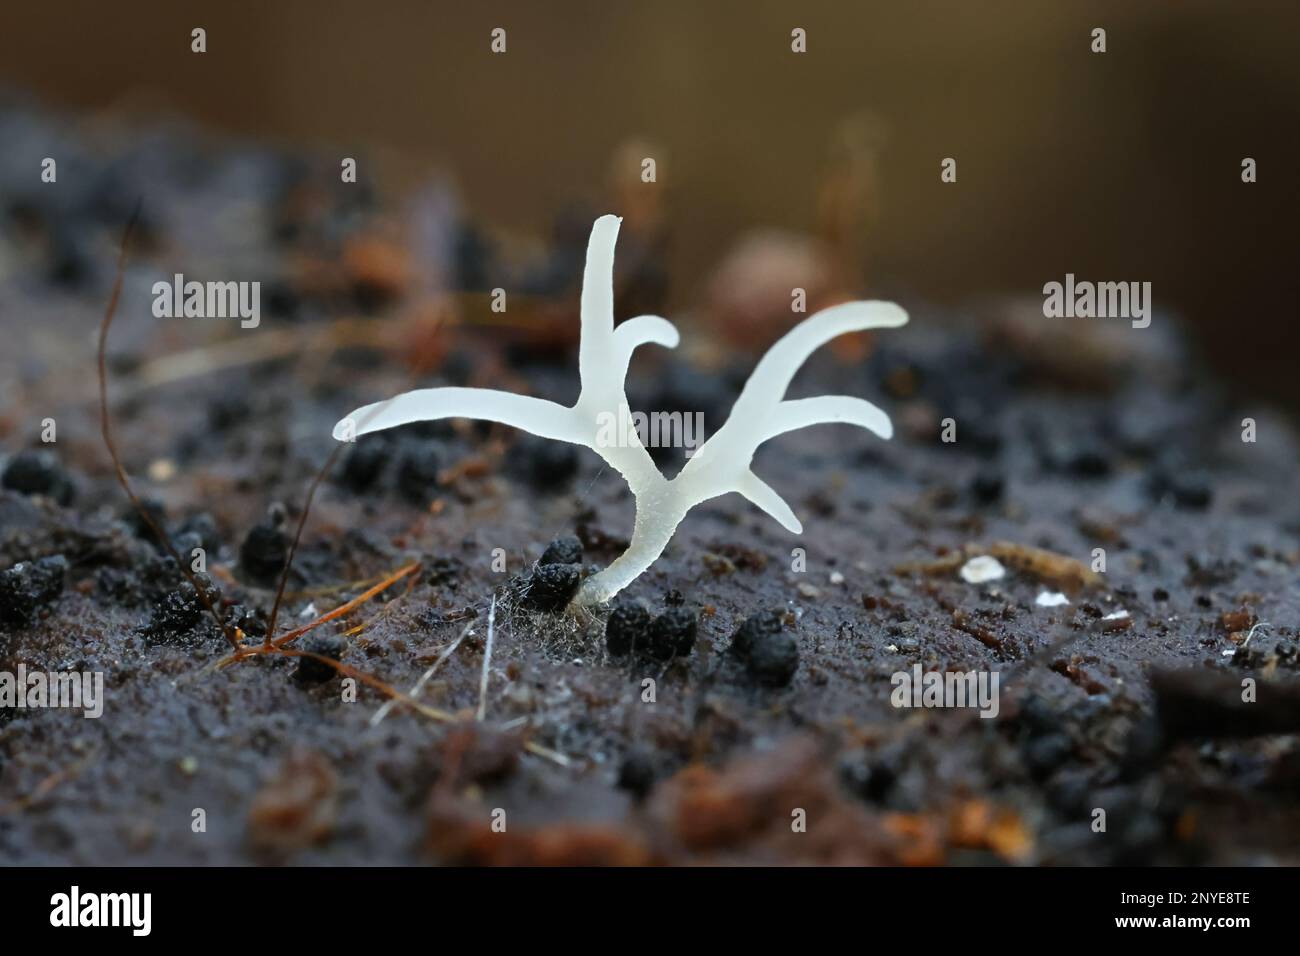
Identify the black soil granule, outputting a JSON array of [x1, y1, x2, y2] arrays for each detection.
[[295, 633, 345, 683], [732, 609, 799, 686], [1149, 466, 1214, 511], [176, 512, 220, 554], [143, 575, 221, 643], [339, 437, 389, 493], [616, 750, 657, 800], [239, 522, 290, 586], [0, 554, 68, 627], [425, 556, 464, 589], [605, 599, 651, 657], [519, 563, 581, 612], [730, 608, 784, 658], [539, 535, 583, 566], [123, 496, 169, 545], [969, 469, 1005, 505], [224, 604, 268, 641], [644, 607, 697, 659], [396, 445, 441, 504], [2, 450, 74, 505]]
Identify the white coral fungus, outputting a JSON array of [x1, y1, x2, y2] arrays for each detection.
[[333, 215, 907, 606]]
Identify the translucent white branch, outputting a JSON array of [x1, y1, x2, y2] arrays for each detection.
[[332, 387, 583, 445], [761, 396, 893, 444], [736, 471, 802, 534], [611, 315, 679, 384], [332, 214, 908, 608], [577, 215, 623, 401], [731, 301, 907, 420]]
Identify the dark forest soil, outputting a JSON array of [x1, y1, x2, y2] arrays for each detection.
[[1, 101, 1298, 864]]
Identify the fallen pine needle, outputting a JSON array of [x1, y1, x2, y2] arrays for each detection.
[[341, 567, 421, 639], [216, 561, 419, 668], [371, 619, 475, 727], [476, 595, 497, 722], [220, 618, 570, 767]]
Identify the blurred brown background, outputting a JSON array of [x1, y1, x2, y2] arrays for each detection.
[[1, 0, 1296, 410]]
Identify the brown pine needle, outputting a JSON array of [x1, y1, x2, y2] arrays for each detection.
[[339, 563, 421, 638], [272, 561, 419, 648], [217, 561, 419, 668]]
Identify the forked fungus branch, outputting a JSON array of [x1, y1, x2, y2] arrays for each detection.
[[333, 215, 908, 606]]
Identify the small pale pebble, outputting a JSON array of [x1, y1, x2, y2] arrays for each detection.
[[147, 458, 177, 482], [1036, 591, 1070, 607], [797, 582, 821, 599], [829, 571, 845, 585], [179, 756, 199, 776], [1102, 609, 1129, 621], [298, 602, 318, 619], [959, 555, 1006, 584]]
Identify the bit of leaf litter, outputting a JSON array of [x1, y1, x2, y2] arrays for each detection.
[[333, 214, 907, 606], [959, 555, 1006, 584]]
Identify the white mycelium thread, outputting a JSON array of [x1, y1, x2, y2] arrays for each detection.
[[333, 215, 908, 606]]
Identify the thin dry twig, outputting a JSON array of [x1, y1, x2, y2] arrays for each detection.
[[263, 447, 349, 648], [96, 202, 240, 649]]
